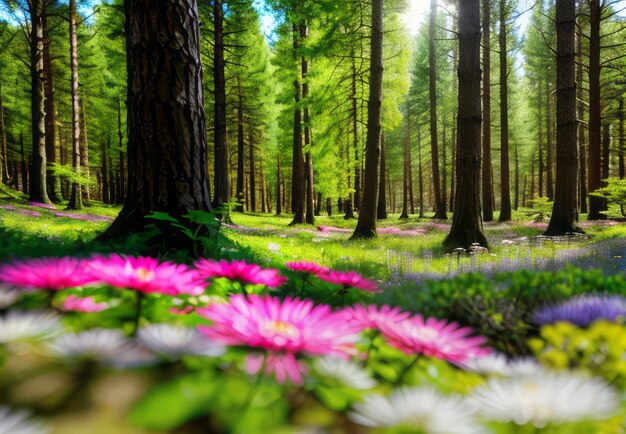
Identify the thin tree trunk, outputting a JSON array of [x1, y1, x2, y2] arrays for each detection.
[[619, 98, 624, 179], [80, 103, 90, 204], [0, 82, 7, 185], [546, 0, 580, 235], [301, 24, 315, 225], [212, 0, 229, 208], [400, 121, 410, 219], [514, 143, 519, 210], [588, 0, 604, 219], [351, 0, 384, 239], [498, 0, 511, 222], [429, 0, 446, 219], [377, 131, 388, 220], [117, 99, 125, 204], [444, 0, 487, 250], [546, 81, 554, 200], [351, 50, 361, 212], [530, 151, 535, 206], [602, 123, 610, 185], [577, 18, 587, 213], [276, 155, 282, 215], [289, 23, 305, 225], [442, 119, 447, 213], [249, 130, 256, 213], [20, 131, 28, 194], [66, 0, 82, 210], [235, 77, 245, 212], [482, 0, 493, 221], [418, 122, 424, 218], [43, 15, 59, 203], [538, 84, 544, 198], [102, 135, 109, 204]]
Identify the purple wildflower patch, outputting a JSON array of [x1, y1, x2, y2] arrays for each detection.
[[533, 295, 626, 327]]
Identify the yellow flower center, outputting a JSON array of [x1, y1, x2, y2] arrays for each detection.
[[136, 267, 155, 282], [265, 320, 300, 339]]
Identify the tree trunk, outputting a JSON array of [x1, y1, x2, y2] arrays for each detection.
[[482, 0, 493, 221], [29, 0, 50, 204], [315, 191, 322, 216], [212, 0, 229, 208], [546, 81, 554, 200], [20, 131, 28, 194], [443, 0, 487, 250], [546, 0, 580, 235], [577, 19, 587, 213], [351, 50, 361, 212], [80, 103, 90, 204], [442, 119, 447, 213], [102, 0, 212, 243], [588, 0, 604, 219], [377, 131, 388, 219], [602, 123, 610, 187], [538, 83, 544, 198], [235, 77, 245, 212], [289, 23, 305, 225], [117, 98, 125, 204], [351, 0, 384, 239], [429, 0, 446, 219], [514, 143, 519, 210], [43, 15, 60, 203], [417, 123, 424, 218], [400, 120, 410, 219], [498, 0, 511, 222], [301, 24, 315, 225], [619, 98, 624, 179], [276, 155, 282, 215], [0, 82, 7, 185], [102, 135, 109, 204], [249, 130, 256, 213], [66, 0, 83, 210]]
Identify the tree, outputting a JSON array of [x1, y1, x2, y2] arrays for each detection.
[[66, 0, 82, 210], [444, 0, 488, 250], [482, 0, 494, 221], [102, 0, 212, 242], [498, 0, 512, 222], [212, 0, 229, 209], [351, 0, 384, 239]]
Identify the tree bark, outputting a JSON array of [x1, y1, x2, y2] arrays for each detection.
[[546, 81, 554, 200], [577, 18, 587, 212], [377, 132, 388, 219], [443, 0, 487, 250], [235, 77, 245, 212], [29, 0, 50, 204], [117, 98, 126, 204], [80, 103, 91, 203], [102, 0, 212, 242], [400, 119, 410, 219], [498, 0, 511, 222], [301, 24, 315, 225], [249, 129, 256, 213], [482, 0, 493, 221], [538, 83, 544, 198], [66, 0, 83, 210], [0, 82, 7, 185], [429, 0, 446, 219], [276, 155, 282, 215], [102, 135, 109, 204], [619, 98, 624, 179], [43, 15, 60, 203], [212, 0, 229, 208], [351, 50, 361, 212], [545, 0, 580, 235], [417, 122, 424, 218], [351, 0, 384, 239], [289, 23, 305, 225], [20, 131, 28, 194]]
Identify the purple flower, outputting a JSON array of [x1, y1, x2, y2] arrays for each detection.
[[18, 209, 42, 217], [30, 201, 56, 210], [533, 295, 626, 327]]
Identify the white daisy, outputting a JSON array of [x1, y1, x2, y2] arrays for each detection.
[[471, 369, 619, 427], [313, 356, 376, 390], [349, 387, 485, 434], [460, 353, 541, 377], [46, 328, 152, 367], [0, 287, 21, 309], [0, 406, 47, 434], [0, 311, 62, 344], [137, 323, 225, 358]]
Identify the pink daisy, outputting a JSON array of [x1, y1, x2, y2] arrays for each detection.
[[197, 294, 360, 384], [379, 315, 491, 363], [0, 257, 97, 291], [318, 271, 381, 293], [87, 255, 204, 296], [62, 295, 109, 313], [194, 259, 287, 288], [344, 304, 412, 331], [285, 261, 329, 276]]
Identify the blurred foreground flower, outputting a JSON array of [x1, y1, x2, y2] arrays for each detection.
[[533, 295, 626, 327], [285, 261, 329, 276], [0, 311, 62, 344], [318, 271, 381, 293], [344, 304, 411, 331], [0, 257, 96, 291], [0, 287, 21, 308], [194, 259, 287, 288], [314, 356, 376, 389], [0, 406, 48, 434], [198, 294, 360, 384], [458, 352, 540, 377], [349, 387, 483, 434], [138, 323, 225, 359], [471, 368, 619, 427], [61, 295, 109, 313]]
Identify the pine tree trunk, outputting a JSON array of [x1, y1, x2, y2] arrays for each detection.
[[546, 81, 554, 200], [102, 135, 109, 204], [235, 77, 245, 212], [377, 131, 388, 219], [442, 120, 447, 214], [0, 82, 7, 185], [20, 131, 28, 194], [276, 155, 282, 215], [514, 143, 519, 210], [619, 98, 624, 179], [212, 0, 229, 208], [102, 0, 212, 242], [482, 0, 493, 221], [538, 84, 544, 198], [400, 123, 409, 219], [289, 23, 305, 225], [29, 0, 50, 204], [498, 0, 511, 222], [301, 24, 315, 225], [249, 130, 256, 213], [351, 0, 384, 239], [546, 0, 580, 235], [588, 0, 604, 219], [602, 123, 610, 187], [577, 19, 588, 212], [117, 99, 125, 204], [80, 103, 90, 204], [66, 0, 83, 210], [417, 123, 424, 218], [43, 15, 60, 203], [443, 0, 487, 250], [429, 0, 446, 219], [351, 51, 361, 212]]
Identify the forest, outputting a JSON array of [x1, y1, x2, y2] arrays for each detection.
[[1, 0, 626, 433]]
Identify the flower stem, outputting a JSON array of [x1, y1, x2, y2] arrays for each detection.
[[131, 292, 144, 337], [394, 355, 420, 386], [299, 275, 309, 298]]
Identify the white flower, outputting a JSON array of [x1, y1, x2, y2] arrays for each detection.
[[267, 242, 281, 253], [0, 406, 48, 434], [0, 287, 21, 309], [46, 328, 152, 367], [137, 324, 225, 358], [459, 353, 541, 377], [350, 387, 485, 434], [0, 311, 62, 344], [471, 369, 619, 427], [314, 356, 376, 390]]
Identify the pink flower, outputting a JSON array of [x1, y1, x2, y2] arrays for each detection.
[[285, 261, 329, 276], [30, 201, 56, 210], [344, 304, 412, 331], [197, 294, 360, 384], [318, 271, 381, 293], [62, 295, 108, 313], [0, 257, 97, 291], [87, 255, 204, 296], [194, 259, 287, 288], [379, 316, 491, 363]]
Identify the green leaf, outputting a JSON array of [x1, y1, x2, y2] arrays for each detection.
[[144, 212, 181, 224]]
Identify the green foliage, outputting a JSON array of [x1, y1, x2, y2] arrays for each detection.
[[590, 178, 626, 216]]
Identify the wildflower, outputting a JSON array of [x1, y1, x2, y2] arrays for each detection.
[[378, 315, 491, 363], [0, 406, 48, 434], [0, 311, 62, 344], [471, 369, 619, 427], [194, 259, 287, 288], [0, 288, 21, 308], [197, 294, 360, 384], [344, 304, 412, 331], [285, 261, 329, 276], [138, 323, 225, 358], [61, 295, 109, 313], [533, 295, 626, 327], [30, 201, 56, 210], [350, 387, 483, 434], [458, 352, 541, 377], [318, 271, 381, 293], [314, 356, 376, 389], [267, 242, 281, 253], [0, 257, 97, 291], [87, 255, 204, 296]]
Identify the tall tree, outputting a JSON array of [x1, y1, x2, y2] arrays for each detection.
[[102, 0, 212, 242], [498, 0, 511, 222], [66, 0, 82, 210], [482, 0, 493, 221], [351, 0, 384, 239], [212, 0, 229, 209], [444, 0, 488, 249], [289, 23, 305, 225]]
